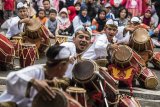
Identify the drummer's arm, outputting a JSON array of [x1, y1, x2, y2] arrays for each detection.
[[18, 18, 31, 24]]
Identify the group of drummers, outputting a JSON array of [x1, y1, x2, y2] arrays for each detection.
[[0, 1, 160, 107]]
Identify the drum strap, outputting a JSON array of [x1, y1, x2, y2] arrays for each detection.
[[76, 43, 92, 61]]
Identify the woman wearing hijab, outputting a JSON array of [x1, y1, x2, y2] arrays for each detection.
[[91, 8, 106, 34], [72, 4, 91, 31], [68, 6, 77, 22], [140, 8, 155, 29]]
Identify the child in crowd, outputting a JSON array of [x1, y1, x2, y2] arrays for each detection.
[[140, 8, 155, 29], [45, 9, 57, 36], [105, 3, 115, 19], [57, 8, 71, 36], [36, 8, 48, 25], [74, 2, 81, 14]]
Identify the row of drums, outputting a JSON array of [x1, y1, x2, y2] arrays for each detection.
[[32, 87, 141, 107], [32, 58, 142, 107], [11, 36, 38, 68], [0, 34, 37, 69]]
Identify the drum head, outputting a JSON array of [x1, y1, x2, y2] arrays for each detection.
[[114, 45, 132, 63], [66, 87, 86, 93], [72, 60, 97, 82], [32, 88, 68, 107], [27, 18, 41, 31], [132, 28, 150, 44]]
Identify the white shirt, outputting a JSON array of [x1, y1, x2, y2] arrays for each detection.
[[83, 33, 119, 60], [115, 26, 131, 44], [0, 64, 45, 107], [61, 42, 77, 79], [6, 16, 24, 39]]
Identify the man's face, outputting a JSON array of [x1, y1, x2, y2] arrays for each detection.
[[49, 61, 69, 78], [105, 27, 118, 41], [43, 1, 50, 10], [18, 8, 28, 19], [73, 32, 91, 53]]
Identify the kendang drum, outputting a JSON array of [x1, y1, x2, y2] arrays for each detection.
[[117, 94, 141, 107], [19, 43, 36, 68], [23, 18, 50, 53], [137, 67, 158, 89], [109, 45, 144, 95], [150, 52, 160, 69], [72, 59, 119, 104], [129, 28, 153, 52], [66, 87, 87, 107], [113, 45, 133, 68], [112, 45, 145, 75], [0, 34, 15, 70], [10, 36, 23, 58], [32, 88, 82, 107]]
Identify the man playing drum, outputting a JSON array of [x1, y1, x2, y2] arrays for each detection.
[[61, 22, 119, 107], [0, 45, 72, 107], [5, 2, 29, 39], [61, 26, 92, 79]]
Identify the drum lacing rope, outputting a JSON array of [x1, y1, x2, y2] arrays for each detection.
[[0, 48, 14, 64]]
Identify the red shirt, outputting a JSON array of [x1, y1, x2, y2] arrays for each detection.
[[3, 0, 14, 10]]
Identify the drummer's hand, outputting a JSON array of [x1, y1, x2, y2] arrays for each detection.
[[31, 79, 56, 101], [111, 44, 119, 50], [20, 18, 31, 24], [69, 56, 76, 64]]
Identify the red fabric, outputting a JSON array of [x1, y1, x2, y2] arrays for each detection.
[[91, 92, 103, 103], [68, 6, 77, 22], [142, 0, 149, 15], [108, 64, 137, 95], [3, 0, 15, 10]]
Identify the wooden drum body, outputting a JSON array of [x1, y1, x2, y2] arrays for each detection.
[[117, 95, 141, 107], [151, 52, 160, 69], [19, 43, 36, 68], [23, 18, 50, 53], [32, 88, 82, 107], [137, 67, 158, 89], [66, 87, 87, 107], [10, 36, 23, 58], [72, 59, 119, 104], [0, 34, 15, 70]]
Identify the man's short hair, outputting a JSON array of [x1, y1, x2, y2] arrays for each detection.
[[105, 19, 118, 29], [74, 26, 92, 38]]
